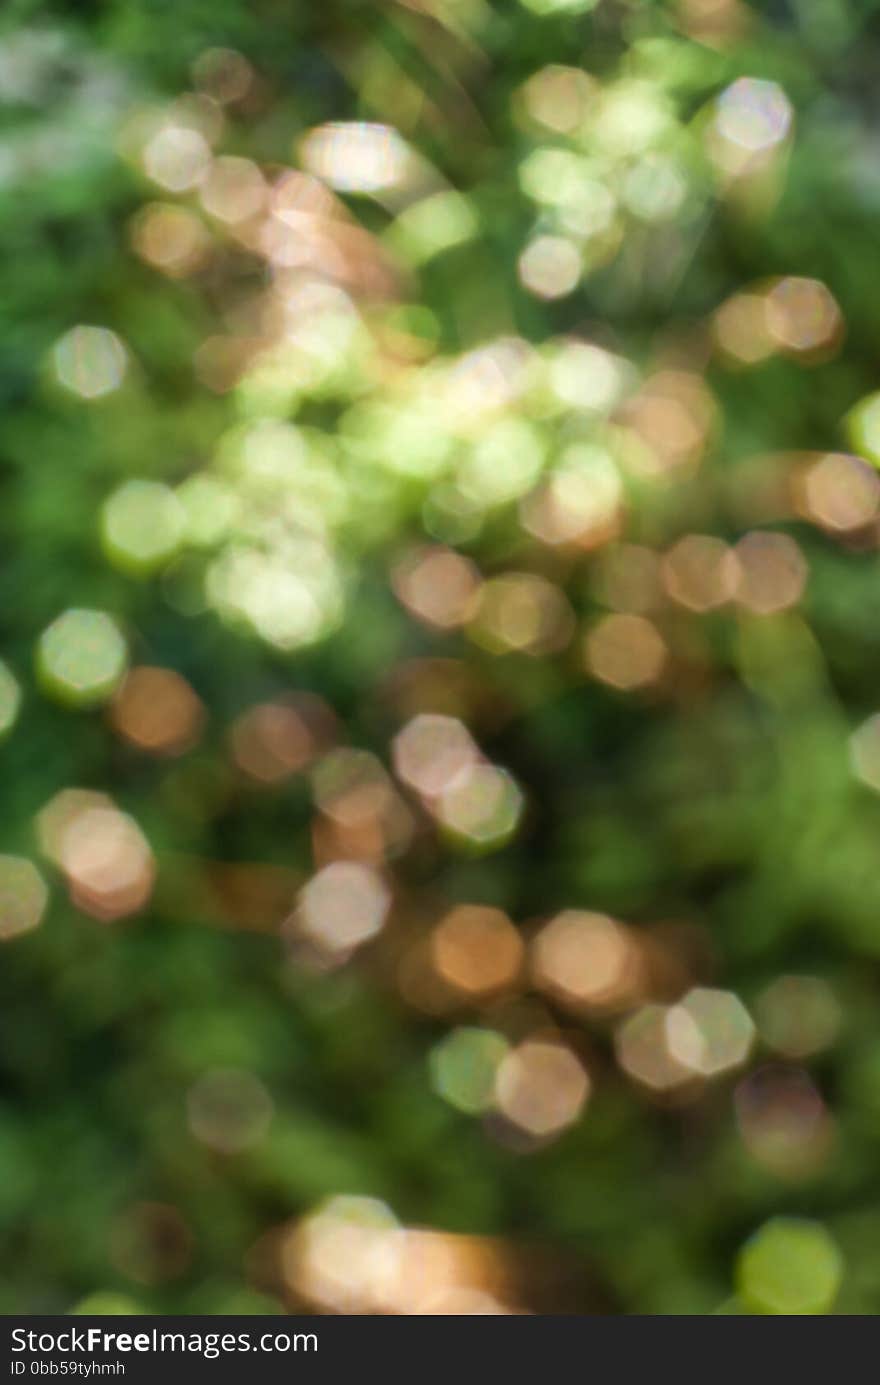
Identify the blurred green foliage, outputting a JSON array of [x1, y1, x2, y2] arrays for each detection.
[[4, 0, 880, 1316]]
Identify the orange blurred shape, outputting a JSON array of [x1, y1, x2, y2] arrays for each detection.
[[731, 530, 807, 613], [764, 277, 843, 360], [735, 1065, 834, 1179], [392, 545, 482, 631], [231, 695, 335, 783], [520, 471, 621, 550], [531, 910, 642, 1013], [142, 121, 211, 193], [271, 169, 342, 226], [392, 713, 480, 798], [494, 1038, 590, 1137], [712, 291, 776, 366], [622, 371, 715, 474], [282, 1197, 399, 1314], [262, 173, 399, 299], [283, 1197, 515, 1315], [37, 789, 113, 862], [662, 534, 737, 611], [111, 666, 204, 756], [584, 613, 667, 690], [130, 203, 211, 278], [311, 805, 400, 868], [312, 748, 392, 827], [795, 452, 880, 534], [431, 904, 524, 997], [194, 335, 256, 394], [296, 859, 391, 959], [470, 573, 575, 656], [311, 754, 415, 863], [365, 1228, 513, 1315], [200, 155, 266, 225], [615, 1003, 695, 1095], [58, 805, 155, 922], [109, 1202, 193, 1286], [714, 278, 843, 368], [310, 747, 414, 862]]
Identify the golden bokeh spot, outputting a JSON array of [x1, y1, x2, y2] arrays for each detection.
[[494, 1039, 590, 1137], [622, 371, 715, 475], [431, 905, 524, 997], [531, 910, 641, 1012], [713, 291, 776, 366], [731, 531, 807, 613], [296, 860, 390, 959], [796, 452, 880, 534], [130, 203, 211, 278], [615, 1004, 694, 1093], [470, 573, 574, 656], [392, 546, 482, 630], [200, 156, 266, 224], [232, 695, 334, 784], [662, 534, 736, 611], [764, 277, 843, 360], [521, 446, 622, 549], [56, 803, 155, 922], [584, 613, 667, 691], [283, 1198, 514, 1315], [392, 714, 480, 799], [310, 749, 392, 829], [143, 122, 211, 193], [111, 666, 204, 756]]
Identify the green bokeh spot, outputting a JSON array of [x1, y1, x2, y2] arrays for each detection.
[[736, 1218, 843, 1315]]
